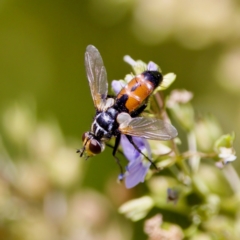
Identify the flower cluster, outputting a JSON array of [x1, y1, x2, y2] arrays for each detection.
[[115, 55, 239, 239]]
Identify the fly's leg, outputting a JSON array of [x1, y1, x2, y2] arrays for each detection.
[[125, 135, 158, 170], [112, 134, 124, 179]]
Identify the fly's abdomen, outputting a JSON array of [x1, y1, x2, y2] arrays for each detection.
[[116, 71, 163, 113]]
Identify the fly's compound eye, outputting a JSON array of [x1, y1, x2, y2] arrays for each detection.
[[82, 132, 89, 142], [89, 139, 102, 155]]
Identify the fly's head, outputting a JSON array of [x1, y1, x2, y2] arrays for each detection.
[[77, 132, 105, 159]]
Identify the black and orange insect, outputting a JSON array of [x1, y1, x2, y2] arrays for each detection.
[[77, 45, 177, 174]]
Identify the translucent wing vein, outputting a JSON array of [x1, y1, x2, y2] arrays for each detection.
[[85, 45, 108, 109], [119, 117, 178, 140]]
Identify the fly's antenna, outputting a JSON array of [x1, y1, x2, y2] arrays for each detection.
[[77, 135, 91, 157]]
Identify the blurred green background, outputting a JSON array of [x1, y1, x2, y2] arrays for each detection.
[[0, 0, 240, 239]]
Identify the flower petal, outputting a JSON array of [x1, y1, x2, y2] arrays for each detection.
[[120, 135, 152, 188], [120, 135, 141, 161], [223, 155, 237, 164], [147, 61, 158, 71], [121, 135, 151, 162], [111, 80, 126, 95], [125, 161, 150, 188]]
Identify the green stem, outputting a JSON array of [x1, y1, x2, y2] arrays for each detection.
[[187, 130, 200, 173]]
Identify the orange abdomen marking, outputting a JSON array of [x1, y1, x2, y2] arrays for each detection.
[[117, 74, 155, 113]]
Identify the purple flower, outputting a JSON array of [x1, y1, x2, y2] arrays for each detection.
[[147, 61, 158, 71], [120, 135, 151, 188], [111, 68, 153, 189], [111, 80, 124, 95]]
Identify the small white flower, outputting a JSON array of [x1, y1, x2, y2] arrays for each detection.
[[218, 147, 237, 164]]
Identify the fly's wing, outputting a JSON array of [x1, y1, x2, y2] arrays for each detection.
[[119, 116, 178, 140], [85, 45, 108, 110]]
